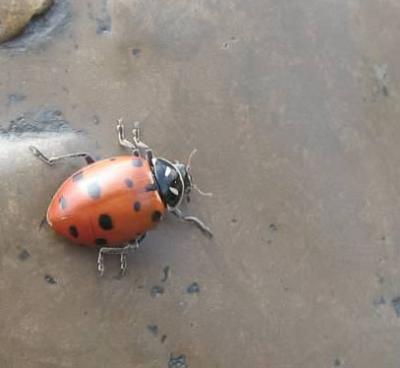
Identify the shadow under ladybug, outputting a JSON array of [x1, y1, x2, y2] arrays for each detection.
[[29, 119, 212, 276]]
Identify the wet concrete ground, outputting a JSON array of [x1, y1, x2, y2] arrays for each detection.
[[1, 0, 400, 367]]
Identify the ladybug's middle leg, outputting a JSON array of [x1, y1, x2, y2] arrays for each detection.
[[29, 146, 95, 165], [97, 240, 140, 276]]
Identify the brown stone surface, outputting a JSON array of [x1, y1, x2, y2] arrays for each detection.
[[1, 0, 400, 367]]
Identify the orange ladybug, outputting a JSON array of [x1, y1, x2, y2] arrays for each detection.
[[29, 120, 212, 276]]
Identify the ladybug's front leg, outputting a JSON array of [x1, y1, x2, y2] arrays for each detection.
[[116, 118, 136, 150], [117, 119, 154, 163], [171, 208, 213, 238]]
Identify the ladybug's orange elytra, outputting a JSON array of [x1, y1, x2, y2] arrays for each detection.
[[47, 156, 166, 248]]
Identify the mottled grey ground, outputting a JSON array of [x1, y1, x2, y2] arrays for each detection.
[[1, 0, 400, 367]]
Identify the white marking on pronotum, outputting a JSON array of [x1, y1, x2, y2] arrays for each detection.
[[169, 187, 179, 195], [165, 166, 171, 177]]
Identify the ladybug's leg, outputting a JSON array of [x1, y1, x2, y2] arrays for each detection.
[[117, 118, 136, 150], [171, 208, 213, 238], [29, 146, 95, 165], [97, 240, 140, 276]]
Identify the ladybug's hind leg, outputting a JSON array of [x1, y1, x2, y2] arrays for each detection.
[[29, 146, 95, 166]]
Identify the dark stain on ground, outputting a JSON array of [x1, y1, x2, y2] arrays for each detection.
[[161, 265, 170, 282], [186, 282, 200, 294], [269, 223, 278, 232], [96, 0, 111, 35], [382, 85, 389, 97], [373, 296, 386, 307], [44, 274, 57, 285], [18, 249, 31, 261], [0, 0, 71, 51], [39, 216, 48, 231], [0, 108, 81, 137], [161, 334, 167, 343], [151, 285, 164, 297], [168, 354, 187, 368], [7, 94, 26, 105], [132, 48, 141, 56], [391, 296, 400, 317], [334, 358, 341, 367], [147, 324, 158, 336]]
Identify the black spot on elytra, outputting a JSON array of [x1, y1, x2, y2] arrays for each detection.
[[152, 211, 162, 222], [145, 183, 158, 192], [125, 178, 134, 188], [132, 159, 143, 167], [133, 201, 141, 212], [99, 214, 113, 230], [186, 282, 200, 294], [18, 249, 31, 261], [168, 354, 187, 368], [44, 274, 57, 285], [72, 171, 84, 182], [147, 324, 158, 336], [59, 196, 67, 210], [87, 181, 101, 199], [95, 238, 108, 246], [69, 225, 79, 238]]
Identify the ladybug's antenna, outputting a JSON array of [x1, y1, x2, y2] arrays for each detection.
[[186, 148, 198, 170], [186, 149, 213, 197]]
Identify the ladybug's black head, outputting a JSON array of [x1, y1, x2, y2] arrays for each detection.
[[152, 158, 192, 210]]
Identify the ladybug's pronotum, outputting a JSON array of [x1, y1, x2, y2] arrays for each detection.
[[29, 120, 212, 276]]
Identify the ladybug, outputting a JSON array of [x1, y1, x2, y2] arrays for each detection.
[[29, 120, 212, 276]]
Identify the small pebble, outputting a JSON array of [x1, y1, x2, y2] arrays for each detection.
[[151, 285, 164, 297], [44, 274, 56, 285], [168, 354, 187, 368], [186, 282, 200, 294]]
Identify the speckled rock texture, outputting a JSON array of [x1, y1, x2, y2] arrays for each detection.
[[0, 0, 53, 43]]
